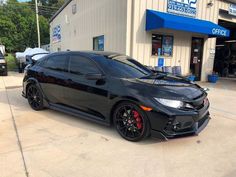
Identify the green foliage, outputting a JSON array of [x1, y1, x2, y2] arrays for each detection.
[[0, 0, 52, 52], [5, 53, 17, 71]]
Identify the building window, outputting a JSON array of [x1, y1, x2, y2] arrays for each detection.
[[152, 34, 174, 57], [93, 35, 104, 51]]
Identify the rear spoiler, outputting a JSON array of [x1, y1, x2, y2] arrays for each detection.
[[26, 53, 49, 65]]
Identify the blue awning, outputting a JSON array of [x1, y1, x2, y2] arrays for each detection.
[[146, 10, 230, 37]]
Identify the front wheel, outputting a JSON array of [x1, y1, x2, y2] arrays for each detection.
[[27, 84, 44, 111], [3, 70, 7, 76], [113, 102, 150, 142]]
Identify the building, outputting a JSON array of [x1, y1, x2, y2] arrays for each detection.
[[49, 0, 236, 81]]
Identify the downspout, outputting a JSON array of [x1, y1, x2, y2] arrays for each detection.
[[130, 0, 135, 57], [125, 0, 135, 56]]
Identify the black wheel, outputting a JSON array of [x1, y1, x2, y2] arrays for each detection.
[[18, 63, 23, 73], [3, 70, 8, 76], [27, 84, 44, 111], [113, 102, 150, 142]]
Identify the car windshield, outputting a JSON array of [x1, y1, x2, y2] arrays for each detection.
[[107, 55, 153, 78], [0, 52, 4, 59]]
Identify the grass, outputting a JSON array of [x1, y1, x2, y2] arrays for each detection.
[[5, 53, 18, 71]]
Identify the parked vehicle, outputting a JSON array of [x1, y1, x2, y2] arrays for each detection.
[[22, 51, 210, 141], [0, 51, 7, 76], [0, 45, 6, 55], [16, 48, 49, 73]]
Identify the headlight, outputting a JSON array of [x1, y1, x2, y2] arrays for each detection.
[[154, 98, 184, 109]]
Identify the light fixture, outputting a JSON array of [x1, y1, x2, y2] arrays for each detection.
[[216, 44, 225, 47], [207, 0, 214, 7], [225, 40, 236, 43]]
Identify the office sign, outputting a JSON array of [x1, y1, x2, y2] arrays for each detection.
[[52, 25, 61, 43], [229, 4, 236, 16], [167, 0, 197, 18], [212, 28, 229, 37]]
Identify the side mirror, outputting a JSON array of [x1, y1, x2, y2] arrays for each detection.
[[85, 73, 105, 80], [203, 88, 210, 92]]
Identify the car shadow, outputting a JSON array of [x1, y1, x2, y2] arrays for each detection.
[[1, 88, 163, 145]]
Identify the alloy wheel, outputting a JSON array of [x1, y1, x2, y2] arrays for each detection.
[[114, 104, 147, 141], [27, 85, 43, 110]]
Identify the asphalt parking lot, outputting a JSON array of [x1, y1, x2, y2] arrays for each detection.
[[0, 72, 236, 177]]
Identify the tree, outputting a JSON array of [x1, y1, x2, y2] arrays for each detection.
[[0, 0, 53, 52]]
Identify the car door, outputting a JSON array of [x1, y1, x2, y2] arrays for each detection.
[[37, 54, 69, 104], [63, 54, 109, 119]]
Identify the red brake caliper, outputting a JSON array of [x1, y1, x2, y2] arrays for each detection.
[[132, 110, 142, 130]]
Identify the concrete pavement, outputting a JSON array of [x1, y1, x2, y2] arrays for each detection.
[[0, 72, 236, 177]]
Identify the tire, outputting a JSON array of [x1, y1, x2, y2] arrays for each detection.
[[113, 101, 150, 142], [3, 70, 7, 76], [27, 84, 44, 111], [18, 63, 23, 73]]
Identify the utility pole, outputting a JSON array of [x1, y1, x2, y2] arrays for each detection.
[[35, 0, 41, 48]]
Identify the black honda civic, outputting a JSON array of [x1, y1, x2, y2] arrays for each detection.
[[22, 51, 210, 141]]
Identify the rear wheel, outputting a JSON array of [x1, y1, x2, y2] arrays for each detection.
[[113, 102, 150, 142], [27, 84, 44, 111]]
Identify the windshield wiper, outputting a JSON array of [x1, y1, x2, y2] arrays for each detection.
[[140, 73, 167, 79]]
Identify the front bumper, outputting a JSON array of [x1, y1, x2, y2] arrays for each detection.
[[22, 80, 27, 98], [0, 64, 7, 73], [148, 100, 210, 140]]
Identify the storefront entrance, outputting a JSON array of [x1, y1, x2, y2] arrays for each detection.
[[214, 20, 236, 78], [190, 37, 204, 81]]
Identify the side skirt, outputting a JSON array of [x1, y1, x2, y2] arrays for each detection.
[[49, 103, 110, 126]]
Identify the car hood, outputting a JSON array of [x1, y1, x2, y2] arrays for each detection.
[[0, 59, 6, 64], [123, 75, 204, 100]]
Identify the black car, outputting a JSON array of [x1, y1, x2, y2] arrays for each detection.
[[0, 51, 7, 76], [22, 51, 210, 141]]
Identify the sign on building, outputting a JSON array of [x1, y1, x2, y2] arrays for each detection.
[[52, 25, 61, 43], [229, 4, 236, 16], [167, 0, 197, 18]]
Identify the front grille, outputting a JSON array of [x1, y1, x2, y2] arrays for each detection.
[[195, 102, 205, 110], [193, 93, 204, 100], [190, 94, 206, 110]]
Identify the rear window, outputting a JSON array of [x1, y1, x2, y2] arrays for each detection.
[[39, 55, 68, 72]]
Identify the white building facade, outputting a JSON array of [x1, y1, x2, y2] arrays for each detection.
[[50, 0, 236, 81]]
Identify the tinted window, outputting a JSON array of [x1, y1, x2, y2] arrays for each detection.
[[69, 55, 100, 75], [107, 56, 152, 78], [44, 55, 68, 72]]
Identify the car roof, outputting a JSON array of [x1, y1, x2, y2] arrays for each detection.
[[50, 51, 127, 60]]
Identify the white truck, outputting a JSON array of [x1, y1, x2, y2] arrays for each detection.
[[0, 45, 6, 55], [16, 48, 49, 73]]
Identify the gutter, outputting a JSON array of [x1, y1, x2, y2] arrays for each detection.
[[49, 0, 73, 23]]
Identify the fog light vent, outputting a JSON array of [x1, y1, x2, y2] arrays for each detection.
[[173, 122, 181, 130]]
